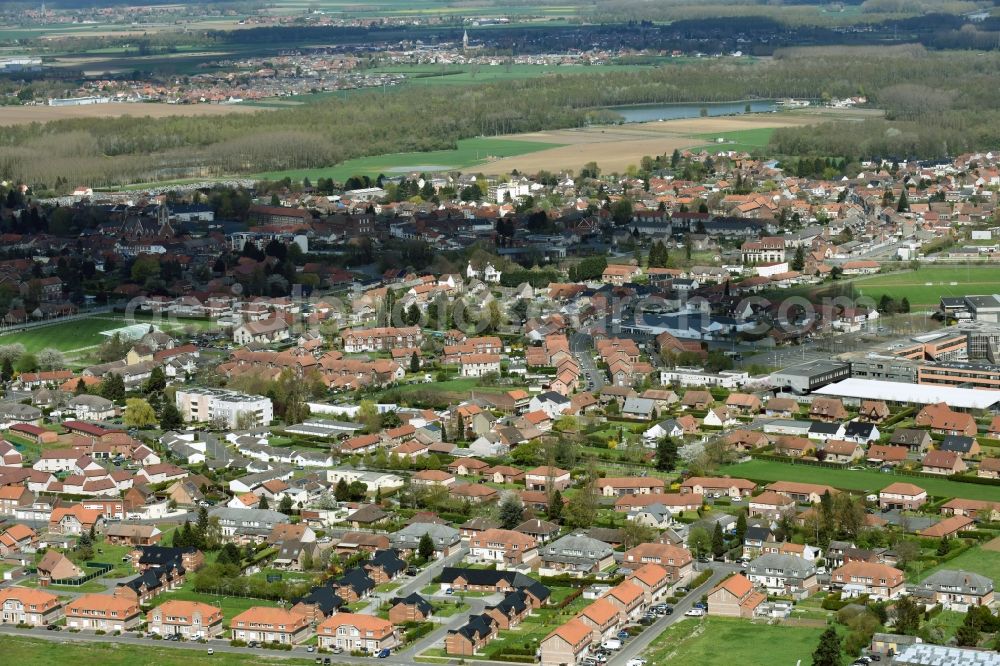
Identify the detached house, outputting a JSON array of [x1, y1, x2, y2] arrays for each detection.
[[66, 594, 142, 632], [915, 403, 977, 436], [0, 587, 63, 626], [317, 613, 397, 653], [707, 574, 766, 618], [830, 562, 905, 600], [922, 450, 968, 475], [230, 607, 311, 644], [913, 570, 994, 611], [147, 599, 224, 639], [879, 483, 927, 511]]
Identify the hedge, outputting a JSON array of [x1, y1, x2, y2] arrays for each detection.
[[404, 623, 435, 643], [553, 588, 584, 610]]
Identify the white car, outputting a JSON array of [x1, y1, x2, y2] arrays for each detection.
[[600, 639, 622, 651], [626, 659, 647, 666], [684, 608, 706, 617]]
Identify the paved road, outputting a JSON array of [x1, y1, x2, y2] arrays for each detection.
[[570, 332, 605, 391], [609, 564, 737, 666]]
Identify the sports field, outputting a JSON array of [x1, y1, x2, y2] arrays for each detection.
[[718, 459, 1000, 502], [0, 314, 216, 354], [851, 266, 1000, 306], [642, 617, 827, 666], [251, 137, 563, 182]]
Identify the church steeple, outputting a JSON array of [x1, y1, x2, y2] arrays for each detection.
[[463, 29, 469, 50]]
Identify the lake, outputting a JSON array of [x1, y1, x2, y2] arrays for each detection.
[[606, 100, 777, 123]]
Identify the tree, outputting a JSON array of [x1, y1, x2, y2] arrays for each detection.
[[812, 626, 842, 666], [711, 522, 725, 557], [418, 532, 435, 561], [687, 526, 711, 558], [279, 495, 294, 515], [830, 265, 843, 280], [896, 189, 909, 212], [655, 437, 678, 472], [15, 352, 37, 373], [561, 476, 598, 528], [258, 495, 269, 510], [892, 594, 921, 635], [735, 512, 747, 544], [955, 607, 982, 646], [159, 401, 184, 431], [900, 297, 911, 313], [144, 366, 166, 394], [123, 398, 157, 428], [100, 373, 126, 402], [335, 478, 350, 502], [498, 493, 524, 529], [37, 348, 65, 371], [546, 489, 563, 521], [409, 352, 420, 373], [791, 245, 806, 271]]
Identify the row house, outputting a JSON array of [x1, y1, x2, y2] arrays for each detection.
[[596, 477, 666, 497], [622, 543, 693, 586], [341, 326, 422, 353], [830, 562, 905, 601]]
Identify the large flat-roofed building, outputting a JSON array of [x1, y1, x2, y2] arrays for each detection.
[[175, 388, 273, 428], [814, 378, 1000, 412], [964, 294, 1000, 323], [917, 361, 1000, 391], [848, 356, 919, 384], [769, 360, 851, 394], [893, 644, 1000, 666]]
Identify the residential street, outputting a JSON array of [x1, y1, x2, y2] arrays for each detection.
[[570, 332, 605, 391], [608, 564, 736, 666]]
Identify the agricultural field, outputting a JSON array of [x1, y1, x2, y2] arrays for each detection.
[[850, 266, 1000, 307], [718, 459, 1000, 502], [642, 617, 828, 666], [0, 636, 311, 666], [252, 137, 562, 182], [0, 102, 268, 127], [366, 63, 659, 87], [690, 127, 776, 153], [484, 111, 837, 175], [916, 546, 1000, 583]]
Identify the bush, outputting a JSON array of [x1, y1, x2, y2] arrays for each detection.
[[230, 639, 247, 647], [95, 630, 106, 635], [404, 622, 435, 643]]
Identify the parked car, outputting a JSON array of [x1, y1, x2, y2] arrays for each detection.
[[600, 640, 622, 651], [638, 616, 655, 626], [626, 659, 647, 666], [332, 646, 344, 654], [616, 630, 629, 640], [207, 649, 214, 656], [445, 587, 454, 595], [377, 649, 391, 658], [684, 608, 706, 617]]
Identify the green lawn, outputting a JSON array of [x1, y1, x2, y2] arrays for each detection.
[[367, 63, 656, 87], [916, 546, 1000, 582], [250, 137, 563, 183], [0, 313, 215, 354], [693, 127, 775, 153], [850, 266, 1000, 306], [0, 635, 312, 666], [433, 601, 470, 617], [642, 617, 830, 666], [148, 589, 279, 626], [718, 459, 1000, 502]]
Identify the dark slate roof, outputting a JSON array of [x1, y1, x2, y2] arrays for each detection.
[[488, 590, 528, 618], [390, 592, 433, 616], [294, 585, 345, 616], [940, 435, 975, 453], [335, 567, 375, 595], [809, 421, 843, 435], [843, 422, 876, 438], [451, 613, 496, 642], [367, 548, 406, 577]]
